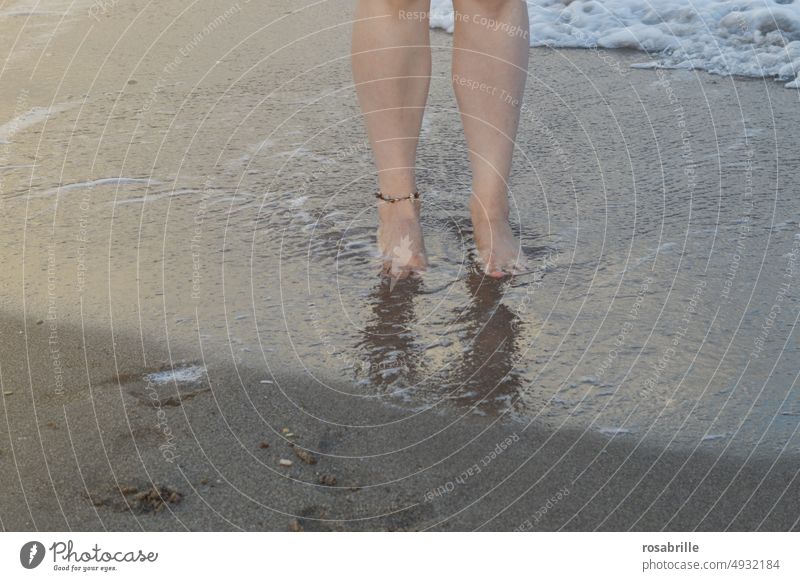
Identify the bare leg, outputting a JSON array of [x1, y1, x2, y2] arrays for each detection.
[[452, 0, 530, 277], [352, 0, 432, 278]]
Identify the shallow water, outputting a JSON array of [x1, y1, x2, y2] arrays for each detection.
[[1, 2, 798, 459], [246, 68, 800, 457]]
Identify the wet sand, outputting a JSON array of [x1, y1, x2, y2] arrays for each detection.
[[1, 0, 799, 530]]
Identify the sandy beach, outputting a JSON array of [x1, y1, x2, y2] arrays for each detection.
[[1, 0, 798, 531]]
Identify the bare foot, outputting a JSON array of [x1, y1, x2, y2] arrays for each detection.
[[376, 198, 427, 279], [470, 192, 528, 278]]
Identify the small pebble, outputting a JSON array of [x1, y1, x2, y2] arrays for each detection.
[[259, 441, 270, 449], [293, 447, 317, 465], [3, 391, 12, 396], [259, 380, 273, 384], [319, 474, 337, 486], [279, 459, 293, 467]]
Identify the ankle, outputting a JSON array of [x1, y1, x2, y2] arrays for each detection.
[[470, 192, 509, 221], [377, 198, 421, 220]]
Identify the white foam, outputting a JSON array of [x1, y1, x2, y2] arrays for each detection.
[[146, 365, 206, 385], [0, 102, 77, 143], [599, 426, 633, 435], [59, 177, 156, 191], [27, 177, 160, 199], [701, 433, 727, 441], [430, 0, 800, 88]]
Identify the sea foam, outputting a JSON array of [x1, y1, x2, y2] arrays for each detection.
[[429, 0, 800, 88]]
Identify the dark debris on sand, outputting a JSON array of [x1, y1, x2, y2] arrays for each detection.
[[85, 484, 183, 514], [126, 485, 183, 513]]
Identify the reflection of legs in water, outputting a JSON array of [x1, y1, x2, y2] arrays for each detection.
[[451, 270, 523, 411], [359, 279, 423, 386], [452, 0, 530, 277], [352, 0, 431, 279]]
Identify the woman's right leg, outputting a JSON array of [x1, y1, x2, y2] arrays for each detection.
[[352, 0, 431, 278], [451, 0, 530, 277]]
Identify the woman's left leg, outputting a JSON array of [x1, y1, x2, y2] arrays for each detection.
[[451, 0, 530, 276]]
